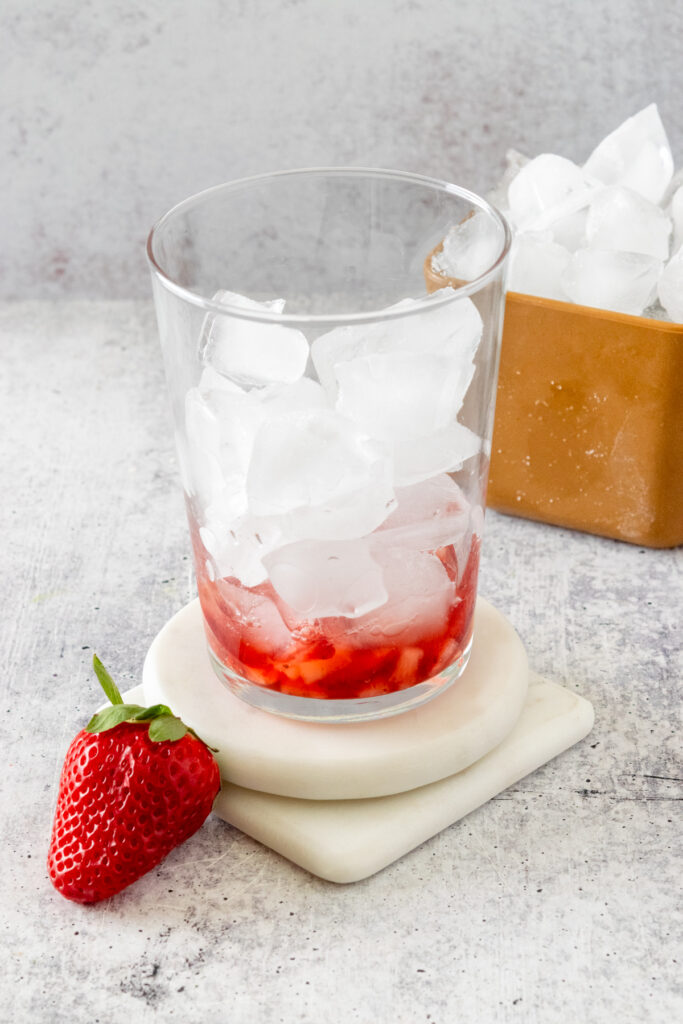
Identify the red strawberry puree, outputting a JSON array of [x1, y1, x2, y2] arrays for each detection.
[[196, 535, 481, 701]]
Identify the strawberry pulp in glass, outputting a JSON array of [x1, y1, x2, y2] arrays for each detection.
[[192, 513, 481, 702]]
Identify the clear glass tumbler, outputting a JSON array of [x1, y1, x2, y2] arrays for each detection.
[[147, 168, 510, 722]]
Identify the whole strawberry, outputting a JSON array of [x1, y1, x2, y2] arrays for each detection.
[[47, 655, 221, 904]]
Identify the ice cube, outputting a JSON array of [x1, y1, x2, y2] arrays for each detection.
[[197, 365, 244, 396], [200, 514, 284, 587], [246, 408, 395, 540], [200, 289, 309, 388], [329, 317, 481, 486], [670, 185, 683, 254], [585, 186, 671, 259], [657, 247, 683, 322], [184, 389, 229, 505], [204, 484, 249, 540], [184, 381, 265, 519], [197, 381, 326, 563], [257, 377, 328, 417], [662, 166, 683, 207], [348, 547, 454, 647], [186, 375, 333, 585], [561, 248, 662, 316], [376, 474, 472, 551], [393, 423, 481, 486], [189, 373, 327, 513], [431, 211, 502, 281], [375, 475, 480, 584], [583, 104, 674, 205], [211, 577, 295, 657], [507, 154, 598, 232], [507, 231, 572, 301], [203, 387, 265, 471], [547, 209, 588, 252], [311, 289, 482, 399], [311, 291, 482, 486], [264, 538, 387, 619], [335, 351, 474, 445], [488, 148, 530, 213]]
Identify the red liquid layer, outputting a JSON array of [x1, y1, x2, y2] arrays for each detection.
[[197, 536, 481, 701]]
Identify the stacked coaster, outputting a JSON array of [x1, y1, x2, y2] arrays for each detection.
[[139, 599, 594, 883]]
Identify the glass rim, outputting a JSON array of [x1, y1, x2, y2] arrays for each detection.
[[146, 166, 511, 326]]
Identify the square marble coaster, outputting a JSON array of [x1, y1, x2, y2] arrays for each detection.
[[211, 673, 593, 883]]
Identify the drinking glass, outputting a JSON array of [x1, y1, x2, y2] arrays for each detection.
[[147, 168, 510, 722]]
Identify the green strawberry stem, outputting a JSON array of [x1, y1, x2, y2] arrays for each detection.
[[87, 655, 217, 749], [92, 655, 124, 706]]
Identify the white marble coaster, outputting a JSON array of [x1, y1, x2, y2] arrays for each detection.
[[212, 675, 594, 883], [142, 597, 529, 800]]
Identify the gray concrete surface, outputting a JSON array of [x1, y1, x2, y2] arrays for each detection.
[[4, 0, 683, 299], [1, 300, 680, 1022]]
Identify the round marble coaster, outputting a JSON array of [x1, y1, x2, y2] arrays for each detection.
[[142, 597, 529, 801]]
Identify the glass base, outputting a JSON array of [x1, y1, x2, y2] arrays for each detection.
[[207, 637, 474, 723]]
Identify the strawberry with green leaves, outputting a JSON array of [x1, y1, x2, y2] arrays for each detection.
[[48, 655, 221, 904]]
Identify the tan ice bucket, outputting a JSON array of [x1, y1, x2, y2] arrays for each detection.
[[425, 256, 683, 548]]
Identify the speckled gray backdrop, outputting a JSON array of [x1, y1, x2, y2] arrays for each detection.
[[3, 0, 683, 299]]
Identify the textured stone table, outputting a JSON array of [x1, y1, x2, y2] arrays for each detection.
[[1, 302, 680, 1023]]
